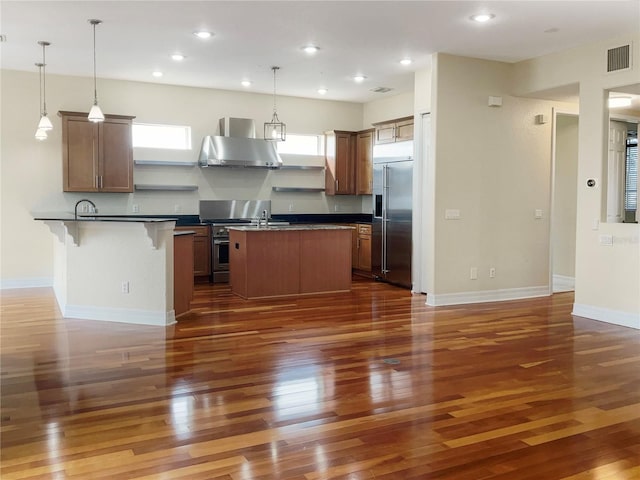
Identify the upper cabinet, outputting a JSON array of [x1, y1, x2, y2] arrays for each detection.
[[59, 111, 135, 193], [355, 129, 374, 195], [325, 130, 356, 195], [373, 116, 414, 145]]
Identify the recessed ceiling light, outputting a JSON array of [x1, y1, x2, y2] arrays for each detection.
[[193, 30, 213, 39], [152, 71, 163, 78], [317, 88, 328, 95], [608, 96, 632, 108], [171, 53, 185, 61], [470, 13, 495, 23], [302, 45, 320, 54], [400, 58, 412, 66], [241, 80, 252, 87], [353, 75, 366, 83]]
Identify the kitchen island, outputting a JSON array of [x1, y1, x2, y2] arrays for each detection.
[[228, 225, 353, 299], [34, 215, 177, 325]]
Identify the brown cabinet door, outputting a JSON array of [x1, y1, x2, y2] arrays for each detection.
[[193, 236, 211, 276], [358, 233, 372, 271], [325, 130, 356, 195], [375, 124, 396, 144], [59, 111, 134, 193], [356, 130, 373, 195], [395, 119, 414, 142], [100, 120, 133, 192], [63, 116, 98, 192]]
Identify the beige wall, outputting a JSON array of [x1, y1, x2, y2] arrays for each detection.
[[424, 53, 578, 305], [0, 70, 365, 286], [514, 34, 639, 327], [362, 91, 414, 128]]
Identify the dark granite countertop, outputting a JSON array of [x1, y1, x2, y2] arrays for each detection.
[[33, 214, 177, 223]]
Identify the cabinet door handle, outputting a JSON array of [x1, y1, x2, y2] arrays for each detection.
[[95, 175, 99, 189], [336, 179, 339, 191]]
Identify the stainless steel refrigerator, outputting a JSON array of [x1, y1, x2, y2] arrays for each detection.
[[372, 141, 413, 288]]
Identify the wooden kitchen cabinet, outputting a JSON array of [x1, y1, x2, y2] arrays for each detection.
[[373, 116, 414, 145], [175, 225, 211, 279], [356, 129, 374, 195], [325, 130, 356, 195], [355, 223, 372, 273], [59, 111, 135, 192]]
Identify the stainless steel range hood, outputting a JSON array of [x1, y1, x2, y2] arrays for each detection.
[[198, 117, 282, 169]]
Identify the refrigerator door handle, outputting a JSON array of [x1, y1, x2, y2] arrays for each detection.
[[382, 164, 389, 274]]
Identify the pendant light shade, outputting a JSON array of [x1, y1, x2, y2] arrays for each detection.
[[264, 66, 286, 141], [88, 19, 105, 122], [35, 41, 53, 140], [35, 128, 48, 141]]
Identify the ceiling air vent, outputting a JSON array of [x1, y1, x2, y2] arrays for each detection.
[[606, 44, 631, 73], [370, 87, 393, 94]]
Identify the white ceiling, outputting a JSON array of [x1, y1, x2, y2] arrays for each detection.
[[1, 1, 639, 103]]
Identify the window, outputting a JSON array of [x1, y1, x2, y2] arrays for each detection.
[[276, 134, 323, 156], [625, 127, 638, 214], [132, 123, 191, 150]]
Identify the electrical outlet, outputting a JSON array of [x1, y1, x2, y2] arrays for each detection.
[[132, 204, 139, 213], [121, 281, 130, 294], [470, 267, 478, 280], [288, 204, 294, 212], [489, 267, 496, 278], [174, 204, 181, 213]]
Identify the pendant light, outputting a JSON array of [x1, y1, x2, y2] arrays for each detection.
[[34, 62, 48, 141], [36, 41, 53, 133], [264, 66, 286, 141], [88, 19, 104, 122]]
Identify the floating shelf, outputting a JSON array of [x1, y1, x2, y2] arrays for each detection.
[[134, 160, 198, 167], [272, 187, 325, 193], [134, 184, 199, 191], [279, 165, 325, 171]]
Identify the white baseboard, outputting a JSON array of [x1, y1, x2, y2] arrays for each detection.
[[62, 304, 176, 326], [553, 274, 575, 292], [0, 277, 53, 290], [426, 286, 550, 306], [572, 303, 640, 330]]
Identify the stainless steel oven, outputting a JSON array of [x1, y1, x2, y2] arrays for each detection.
[[212, 229, 231, 283], [200, 200, 275, 284]]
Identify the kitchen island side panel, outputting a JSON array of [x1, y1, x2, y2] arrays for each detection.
[[300, 229, 352, 294]]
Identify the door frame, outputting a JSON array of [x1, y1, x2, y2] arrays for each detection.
[[549, 107, 579, 294]]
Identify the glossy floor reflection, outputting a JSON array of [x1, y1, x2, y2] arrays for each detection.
[[1, 280, 639, 479]]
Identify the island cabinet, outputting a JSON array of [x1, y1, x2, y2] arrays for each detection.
[[355, 129, 374, 195], [325, 130, 356, 195], [59, 111, 135, 193], [175, 225, 211, 279], [174, 232, 194, 317], [355, 223, 372, 273], [373, 116, 414, 145], [229, 227, 352, 299]]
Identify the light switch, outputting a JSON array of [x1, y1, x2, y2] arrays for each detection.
[[535, 209, 543, 219], [599, 234, 613, 246], [445, 209, 461, 220]]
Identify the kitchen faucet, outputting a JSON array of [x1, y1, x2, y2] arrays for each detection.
[[256, 209, 269, 228], [74, 199, 97, 220]]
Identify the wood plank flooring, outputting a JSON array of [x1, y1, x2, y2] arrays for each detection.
[[1, 278, 639, 479]]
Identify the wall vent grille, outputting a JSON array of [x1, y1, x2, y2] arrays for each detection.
[[607, 44, 631, 72]]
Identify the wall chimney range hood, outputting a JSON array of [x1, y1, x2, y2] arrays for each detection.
[[198, 117, 282, 169]]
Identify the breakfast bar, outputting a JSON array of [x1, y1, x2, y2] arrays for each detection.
[[228, 225, 353, 299], [34, 215, 178, 325]]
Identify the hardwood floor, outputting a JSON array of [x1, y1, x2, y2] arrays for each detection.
[[1, 279, 639, 479]]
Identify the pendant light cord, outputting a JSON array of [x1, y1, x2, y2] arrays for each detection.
[[92, 22, 98, 105], [272, 66, 278, 116], [41, 43, 47, 116], [37, 63, 43, 117]]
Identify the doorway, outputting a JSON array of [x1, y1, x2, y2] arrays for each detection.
[[551, 112, 579, 292]]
